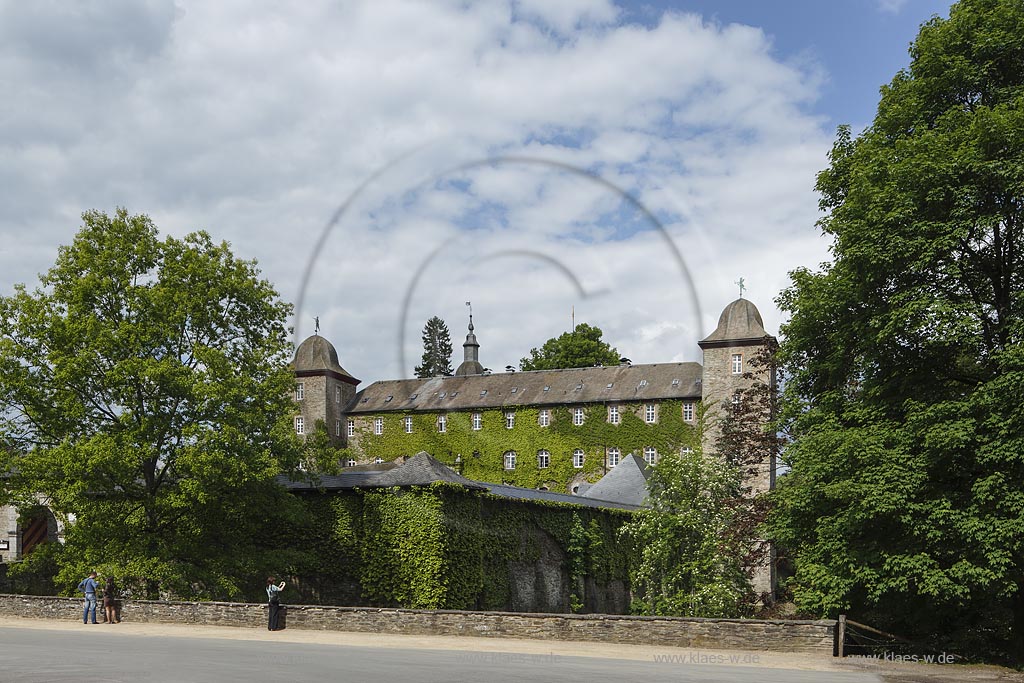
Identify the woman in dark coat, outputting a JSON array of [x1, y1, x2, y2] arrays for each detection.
[[103, 577, 120, 624], [266, 577, 285, 631]]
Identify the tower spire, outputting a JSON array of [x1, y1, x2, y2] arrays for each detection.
[[454, 302, 484, 376]]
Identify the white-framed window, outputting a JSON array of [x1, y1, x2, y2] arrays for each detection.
[[573, 408, 584, 426], [437, 414, 447, 432], [505, 411, 515, 429], [335, 419, 341, 437], [683, 401, 694, 422], [295, 382, 304, 401], [347, 419, 355, 437], [503, 450, 517, 470], [404, 416, 413, 433], [572, 449, 585, 468], [680, 446, 694, 456], [472, 412, 482, 430], [335, 386, 341, 403], [643, 446, 658, 466], [645, 403, 657, 423], [537, 449, 550, 469], [608, 404, 619, 424], [373, 417, 383, 435], [294, 416, 304, 435], [346, 458, 356, 467], [608, 447, 621, 467], [538, 409, 550, 427], [374, 457, 383, 464], [732, 353, 743, 375]]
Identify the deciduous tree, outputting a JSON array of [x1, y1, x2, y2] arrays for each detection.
[[0, 208, 307, 599], [769, 0, 1024, 661], [519, 323, 620, 371]]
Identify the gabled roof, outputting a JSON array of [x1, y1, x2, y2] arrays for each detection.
[[347, 362, 702, 413], [581, 454, 651, 507]]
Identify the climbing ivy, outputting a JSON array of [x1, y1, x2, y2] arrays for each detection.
[[351, 401, 701, 491], [285, 484, 631, 612]]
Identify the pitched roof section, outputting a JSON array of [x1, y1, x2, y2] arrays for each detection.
[[347, 362, 702, 413], [581, 454, 651, 507], [699, 298, 773, 347], [292, 335, 360, 385], [278, 452, 486, 491]]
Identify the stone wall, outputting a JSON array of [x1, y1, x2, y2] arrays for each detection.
[[0, 593, 835, 654]]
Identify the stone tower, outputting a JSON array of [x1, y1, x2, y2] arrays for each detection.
[[698, 298, 777, 495], [292, 334, 360, 445]]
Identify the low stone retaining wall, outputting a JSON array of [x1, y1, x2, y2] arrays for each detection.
[[0, 593, 835, 654]]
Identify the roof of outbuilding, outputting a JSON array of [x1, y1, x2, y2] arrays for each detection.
[[346, 362, 702, 413], [581, 454, 651, 507], [699, 298, 772, 346], [292, 335, 360, 384], [277, 452, 638, 511]]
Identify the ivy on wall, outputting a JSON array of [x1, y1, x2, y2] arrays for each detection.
[[285, 484, 632, 612], [350, 401, 701, 491]]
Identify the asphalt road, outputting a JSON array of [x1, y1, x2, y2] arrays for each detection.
[[0, 625, 880, 683]]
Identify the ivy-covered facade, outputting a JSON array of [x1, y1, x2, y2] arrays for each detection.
[[292, 298, 776, 495]]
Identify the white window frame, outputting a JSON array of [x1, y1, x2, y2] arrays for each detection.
[[505, 411, 515, 429], [608, 404, 619, 424], [347, 419, 355, 438], [295, 382, 304, 401], [537, 449, 550, 469], [374, 457, 383, 464], [373, 417, 383, 435], [538, 409, 550, 427], [732, 353, 743, 375], [472, 412, 482, 431], [503, 451, 517, 470], [680, 446, 694, 456], [573, 408, 584, 426], [437, 414, 447, 433], [572, 449, 585, 468], [294, 416, 304, 435], [683, 402, 694, 422], [346, 458, 356, 467], [404, 416, 413, 433], [608, 447, 620, 467], [645, 403, 657, 424], [643, 446, 658, 466]]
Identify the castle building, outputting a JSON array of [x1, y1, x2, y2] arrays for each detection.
[[291, 298, 777, 497]]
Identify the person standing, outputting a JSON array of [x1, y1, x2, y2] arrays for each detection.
[[266, 576, 285, 631], [102, 576, 120, 624], [77, 571, 99, 624]]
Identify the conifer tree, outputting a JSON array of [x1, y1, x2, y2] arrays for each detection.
[[414, 316, 453, 377]]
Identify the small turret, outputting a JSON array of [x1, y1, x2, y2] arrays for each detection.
[[454, 312, 484, 376]]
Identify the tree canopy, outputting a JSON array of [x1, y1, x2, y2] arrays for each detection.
[[769, 0, 1024, 662], [414, 316, 453, 378], [519, 323, 621, 371], [0, 209, 306, 600]]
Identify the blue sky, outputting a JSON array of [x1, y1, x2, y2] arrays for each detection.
[[0, 0, 958, 382]]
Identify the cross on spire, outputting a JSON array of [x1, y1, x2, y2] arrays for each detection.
[[735, 278, 746, 298]]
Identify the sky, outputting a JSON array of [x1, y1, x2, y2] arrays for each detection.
[[0, 0, 953, 384]]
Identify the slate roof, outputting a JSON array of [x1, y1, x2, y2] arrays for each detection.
[[278, 452, 639, 511], [699, 298, 773, 347], [346, 362, 702, 413], [292, 334, 360, 384], [581, 454, 651, 507]]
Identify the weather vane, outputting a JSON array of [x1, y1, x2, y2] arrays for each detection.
[[314, 316, 320, 335], [465, 301, 473, 326], [735, 278, 746, 298]]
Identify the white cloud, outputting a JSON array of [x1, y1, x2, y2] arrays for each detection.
[[0, 0, 834, 383]]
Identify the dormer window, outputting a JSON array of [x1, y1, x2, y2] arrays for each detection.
[[384, 395, 393, 403], [638, 379, 648, 388]]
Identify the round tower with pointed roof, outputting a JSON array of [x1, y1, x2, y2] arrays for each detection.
[[292, 334, 360, 446]]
